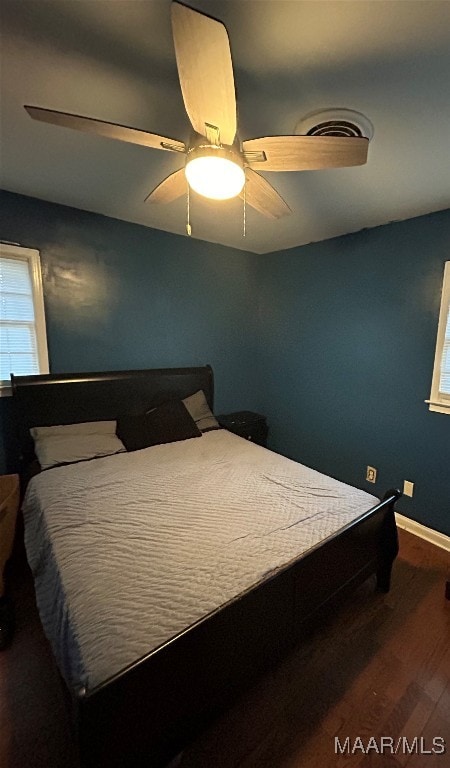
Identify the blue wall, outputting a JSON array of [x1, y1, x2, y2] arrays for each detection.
[[258, 210, 450, 535], [1, 191, 448, 535], [0, 190, 261, 471]]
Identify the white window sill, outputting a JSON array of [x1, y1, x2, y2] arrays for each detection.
[[426, 399, 450, 415]]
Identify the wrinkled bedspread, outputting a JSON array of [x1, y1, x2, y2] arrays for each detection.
[[23, 430, 378, 693]]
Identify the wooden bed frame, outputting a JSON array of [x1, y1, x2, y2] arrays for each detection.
[[12, 365, 401, 768]]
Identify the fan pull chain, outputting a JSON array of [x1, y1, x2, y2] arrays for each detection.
[[186, 184, 192, 236], [243, 171, 246, 238]]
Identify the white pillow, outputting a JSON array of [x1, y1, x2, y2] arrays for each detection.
[[30, 421, 125, 470], [182, 390, 219, 432], [30, 421, 117, 438]]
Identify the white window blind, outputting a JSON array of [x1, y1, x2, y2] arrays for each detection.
[[427, 261, 450, 414], [440, 305, 450, 395], [0, 244, 49, 389]]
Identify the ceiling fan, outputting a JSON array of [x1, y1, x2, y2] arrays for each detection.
[[24, 1, 369, 222]]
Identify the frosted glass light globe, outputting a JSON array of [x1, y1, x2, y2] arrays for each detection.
[[185, 150, 245, 201]]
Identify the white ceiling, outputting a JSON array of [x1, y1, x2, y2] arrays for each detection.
[[1, 0, 449, 254]]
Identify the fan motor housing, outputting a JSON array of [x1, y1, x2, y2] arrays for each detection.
[[186, 143, 243, 168]]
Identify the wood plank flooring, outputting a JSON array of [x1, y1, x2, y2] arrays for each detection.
[[0, 529, 448, 768]]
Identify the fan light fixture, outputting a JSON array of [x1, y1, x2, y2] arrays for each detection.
[[185, 145, 245, 200], [24, 3, 371, 222]]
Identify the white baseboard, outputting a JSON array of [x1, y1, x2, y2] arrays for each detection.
[[395, 512, 450, 553]]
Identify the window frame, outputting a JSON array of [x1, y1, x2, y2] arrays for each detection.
[[427, 260, 450, 415], [0, 243, 49, 394]]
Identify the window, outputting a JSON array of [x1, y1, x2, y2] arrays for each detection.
[[0, 243, 49, 392], [427, 261, 450, 414]]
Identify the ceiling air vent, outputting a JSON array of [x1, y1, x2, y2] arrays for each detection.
[[305, 120, 362, 138], [294, 109, 374, 141]]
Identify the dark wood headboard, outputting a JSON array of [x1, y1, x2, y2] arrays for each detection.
[[12, 365, 214, 465]]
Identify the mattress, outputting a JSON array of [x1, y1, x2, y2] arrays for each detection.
[[22, 430, 378, 694]]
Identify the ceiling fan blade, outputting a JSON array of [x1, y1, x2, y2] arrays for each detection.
[[25, 106, 186, 153], [145, 168, 187, 204], [171, 2, 237, 146], [241, 169, 291, 219], [243, 135, 368, 171]]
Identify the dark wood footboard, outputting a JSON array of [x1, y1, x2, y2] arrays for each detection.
[[77, 489, 401, 768]]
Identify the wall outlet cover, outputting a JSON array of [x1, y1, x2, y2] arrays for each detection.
[[403, 480, 414, 497], [366, 466, 377, 483]]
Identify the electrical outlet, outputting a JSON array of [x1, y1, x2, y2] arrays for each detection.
[[403, 480, 414, 497], [366, 466, 377, 483]]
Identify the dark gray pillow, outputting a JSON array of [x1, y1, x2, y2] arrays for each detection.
[[117, 399, 201, 452]]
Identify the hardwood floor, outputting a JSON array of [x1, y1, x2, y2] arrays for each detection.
[[0, 529, 448, 768]]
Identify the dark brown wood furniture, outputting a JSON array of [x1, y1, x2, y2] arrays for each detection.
[[0, 474, 20, 649], [0, 474, 20, 596], [12, 366, 401, 768], [217, 410, 268, 447]]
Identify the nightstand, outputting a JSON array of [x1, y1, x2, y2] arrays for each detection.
[[217, 411, 268, 447]]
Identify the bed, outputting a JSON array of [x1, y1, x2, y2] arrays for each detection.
[[12, 366, 400, 768]]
